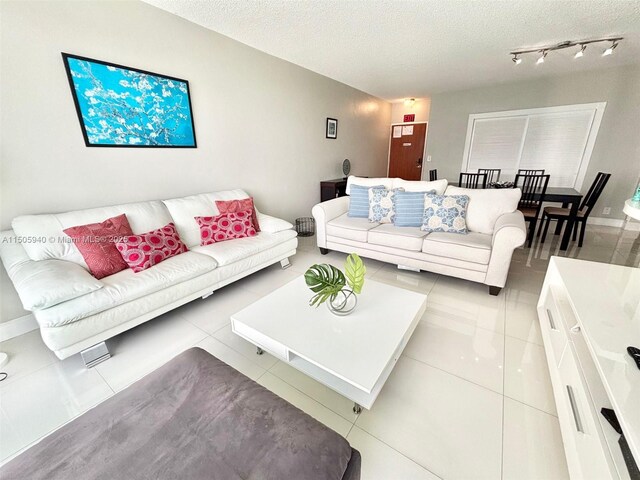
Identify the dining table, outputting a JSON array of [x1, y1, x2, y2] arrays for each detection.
[[449, 182, 583, 251]]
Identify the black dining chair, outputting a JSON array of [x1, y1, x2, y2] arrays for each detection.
[[429, 169, 438, 181], [459, 172, 487, 189], [514, 173, 550, 247], [478, 168, 501, 184], [538, 172, 611, 247], [517, 168, 545, 176]]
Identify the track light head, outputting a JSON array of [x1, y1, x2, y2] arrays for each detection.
[[536, 51, 547, 65], [602, 41, 618, 56], [512, 54, 522, 65], [574, 44, 586, 59]]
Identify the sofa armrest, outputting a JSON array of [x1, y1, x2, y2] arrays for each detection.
[[0, 230, 103, 311], [485, 211, 527, 288], [256, 213, 294, 234], [311, 197, 350, 248]]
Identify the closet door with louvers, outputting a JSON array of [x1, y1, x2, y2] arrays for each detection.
[[519, 110, 596, 187], [462, 103, 605, 189], [466, 116, 527, 180]]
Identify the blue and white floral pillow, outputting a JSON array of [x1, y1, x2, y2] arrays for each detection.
[[421, 193, 470, 234], [368, 187, 404, 223]]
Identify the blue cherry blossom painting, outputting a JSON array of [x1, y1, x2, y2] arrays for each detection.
[[62, 53, 196, 147]]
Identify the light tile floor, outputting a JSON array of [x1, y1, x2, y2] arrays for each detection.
[[1, 224, 638, 479]]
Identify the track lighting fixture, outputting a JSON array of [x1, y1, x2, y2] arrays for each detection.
[[602, 40, 618, 56], [510, 37, 622, 65], [574, 44, 586, 59]]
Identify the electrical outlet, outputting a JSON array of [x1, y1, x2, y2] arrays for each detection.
[[426, 155, 432, 162], [603, 207, 611, 215]]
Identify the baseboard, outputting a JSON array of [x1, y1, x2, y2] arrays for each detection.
[[588, 216, 640, 230], [0, 314, 38, 342]]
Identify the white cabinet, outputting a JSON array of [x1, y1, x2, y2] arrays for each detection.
[[538, 258, 640, 480]]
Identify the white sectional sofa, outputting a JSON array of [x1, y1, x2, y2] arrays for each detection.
[[312, 176, 526, 295], [0, 189, 297, 363]]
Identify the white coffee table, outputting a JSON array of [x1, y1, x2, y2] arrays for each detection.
[[231, 275, 427, 413]]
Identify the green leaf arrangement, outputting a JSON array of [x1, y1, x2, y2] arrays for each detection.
[[304, 253, 366, 307], [345, 253, 366, 294]]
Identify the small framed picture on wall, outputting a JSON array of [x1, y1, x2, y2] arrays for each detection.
[[326, 118, 338, 139]]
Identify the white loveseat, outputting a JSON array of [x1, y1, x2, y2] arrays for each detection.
[[312, 177, 526, 295], [0, 189, 297, 363]]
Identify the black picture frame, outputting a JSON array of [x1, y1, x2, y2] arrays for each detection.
[[61, 52, 197, 148], [326, 117, 338, 139]]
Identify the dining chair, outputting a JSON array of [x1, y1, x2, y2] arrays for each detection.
[[538, 172, 611, 247], [458, 172, 487, 189], [478, 168, 501, 183], [429, 169, 438, 181], [517, 169, 545, 176], [514, 173, 550, 247]]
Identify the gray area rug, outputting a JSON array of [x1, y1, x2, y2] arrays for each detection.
[[1, 347, 360, 480]]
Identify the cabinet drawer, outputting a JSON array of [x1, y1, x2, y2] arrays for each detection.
[[539, 287, 568, 367], [557, 347, 614, 479]]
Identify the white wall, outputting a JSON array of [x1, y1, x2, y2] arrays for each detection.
[[0, 0, 391, 323], [425, 65, 640, 221], [390, 98, 431, 124]]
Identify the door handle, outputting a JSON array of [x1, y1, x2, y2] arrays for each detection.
[[416, 157, 423, 168]]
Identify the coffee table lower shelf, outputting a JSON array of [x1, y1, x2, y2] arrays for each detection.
[[232, 316, 419, 412]]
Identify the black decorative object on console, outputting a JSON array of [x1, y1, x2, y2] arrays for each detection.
[[628, 346, 640, 370]]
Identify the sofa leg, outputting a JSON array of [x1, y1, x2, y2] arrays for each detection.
[[80, 341, 110, 368], [319, 248, 329, 255], [280, 257, 291, 269], [489, 286, 502, 296]]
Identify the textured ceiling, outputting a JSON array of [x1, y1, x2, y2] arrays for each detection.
[[143, 0, 640, 100]]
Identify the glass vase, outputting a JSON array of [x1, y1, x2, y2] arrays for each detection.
[[326, 288, 358, 316]]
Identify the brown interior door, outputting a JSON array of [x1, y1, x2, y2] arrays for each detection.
[[388, 123, 427, 180]]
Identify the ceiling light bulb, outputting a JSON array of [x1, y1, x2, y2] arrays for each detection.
[[536, 51, 547, 65], [574, 44, 586, 58], [602, 41, 618, 56], [404, 98, 416, 107], [512, 54, 522, 65]]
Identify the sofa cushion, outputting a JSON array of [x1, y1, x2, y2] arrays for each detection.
[[348, 184, 383, 218], [192, 230, 297, 266], [63, 214, 134, 279], [392, 178, 448, 195], [445, 186, 521, 235], [116, 223, 189, 273], [162, 189, 253, 248], [421, 193, 469, 234], [215, 198, 260, 231], [393, 190, 434, 227], [368, 224, 428, 252], [12, 201, 173, 266], [345, 175, 394, 195], [34, 251, 217, 328], [195, 211, 257, 246], [368, 187, 403, 224], [422, 231, 492, 264], [326, 213, 380, 242]]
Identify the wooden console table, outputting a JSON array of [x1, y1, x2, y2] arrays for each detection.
[[320, 178, 348, 202]]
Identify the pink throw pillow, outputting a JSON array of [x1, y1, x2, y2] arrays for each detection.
[[195, 210, 257, 246], [115, 223, 188, 273], [215, 198, 260, 232], [64, 214, 134, 279]]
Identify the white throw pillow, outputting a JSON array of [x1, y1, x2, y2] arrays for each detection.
[[393, 178, 448, 195], [444, 186, 521, 235], [346, 176, 394, 195]]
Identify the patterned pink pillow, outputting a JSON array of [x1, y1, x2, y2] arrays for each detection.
[[115, 223, 188, 273], [195, 210, 257, 246], [215, 198, 260, 232], [64, 214, 134, 279]]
